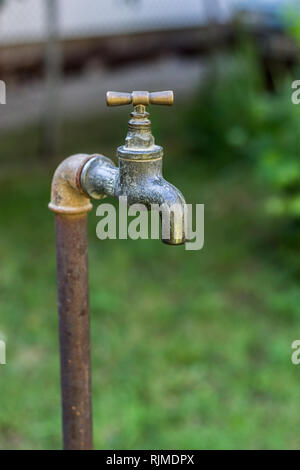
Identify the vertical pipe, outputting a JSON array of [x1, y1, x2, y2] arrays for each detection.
[[55, 213, 93, 450]]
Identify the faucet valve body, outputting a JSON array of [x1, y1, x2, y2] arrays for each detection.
[[80, 90, 186, 245], [107, 91, 173, 162], [118, 104, 162, 161]]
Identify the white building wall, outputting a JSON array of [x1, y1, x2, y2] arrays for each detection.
[[0, 0, 232, 44]]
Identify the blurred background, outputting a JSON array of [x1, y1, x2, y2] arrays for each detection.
[[1, 0, 300, 449]]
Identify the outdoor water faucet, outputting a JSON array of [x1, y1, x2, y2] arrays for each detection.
[[49, 91, 187, 450], [80, 90, 186, 245]]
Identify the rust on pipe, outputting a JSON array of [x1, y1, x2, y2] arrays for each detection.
[[49, 154, 94, 449], [55, 213, 93, 450], [49, 153, 94, 215]]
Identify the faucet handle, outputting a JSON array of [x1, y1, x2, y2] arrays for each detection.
[[106, 91, 174, 107]]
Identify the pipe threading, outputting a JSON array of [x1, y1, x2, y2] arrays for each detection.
[[128, 107, 151, 130], [128, 122, 151, 132]]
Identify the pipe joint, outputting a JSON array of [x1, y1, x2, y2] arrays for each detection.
[[80, 154, 118, 200], [49, 154, 95, 215]]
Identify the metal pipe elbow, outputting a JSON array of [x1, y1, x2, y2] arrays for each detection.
[[48, 154, 94, 215]]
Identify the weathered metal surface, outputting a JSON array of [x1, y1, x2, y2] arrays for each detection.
[[81, 91, 186, 245], [106, 90, 174, 107], [55, 213, 93, 450], [49, 90, 186, 450], [49, 153, 94, 215]]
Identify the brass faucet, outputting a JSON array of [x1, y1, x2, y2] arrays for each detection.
[[49, 91, 186, 450], [81, 90, 186, 245]]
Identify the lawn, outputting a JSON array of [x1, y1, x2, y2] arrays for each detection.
[[0, 107, 300, 449]]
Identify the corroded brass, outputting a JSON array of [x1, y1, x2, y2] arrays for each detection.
[[106, 90, 174, 107], [81, 89, 186, 245], [48, 154, 94, 215]]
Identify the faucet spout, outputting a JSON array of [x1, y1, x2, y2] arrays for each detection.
[[124, 175, 186, 245], [148, 178, 186, 245]]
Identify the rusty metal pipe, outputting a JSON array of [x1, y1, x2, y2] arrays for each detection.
[[55, 213, 93, 450], [49, 154, 94, 450]]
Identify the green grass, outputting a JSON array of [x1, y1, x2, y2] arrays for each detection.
[[1, 109, 300, 449]]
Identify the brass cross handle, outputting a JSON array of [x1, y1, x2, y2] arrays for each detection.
[[106, 90, 174, 107]]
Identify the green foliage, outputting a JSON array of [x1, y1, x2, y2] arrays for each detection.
[[256, 83, 300, 219], [282, 3, 300, 45], [187, 45, 264, 167], [188, 45, 300, 221]]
